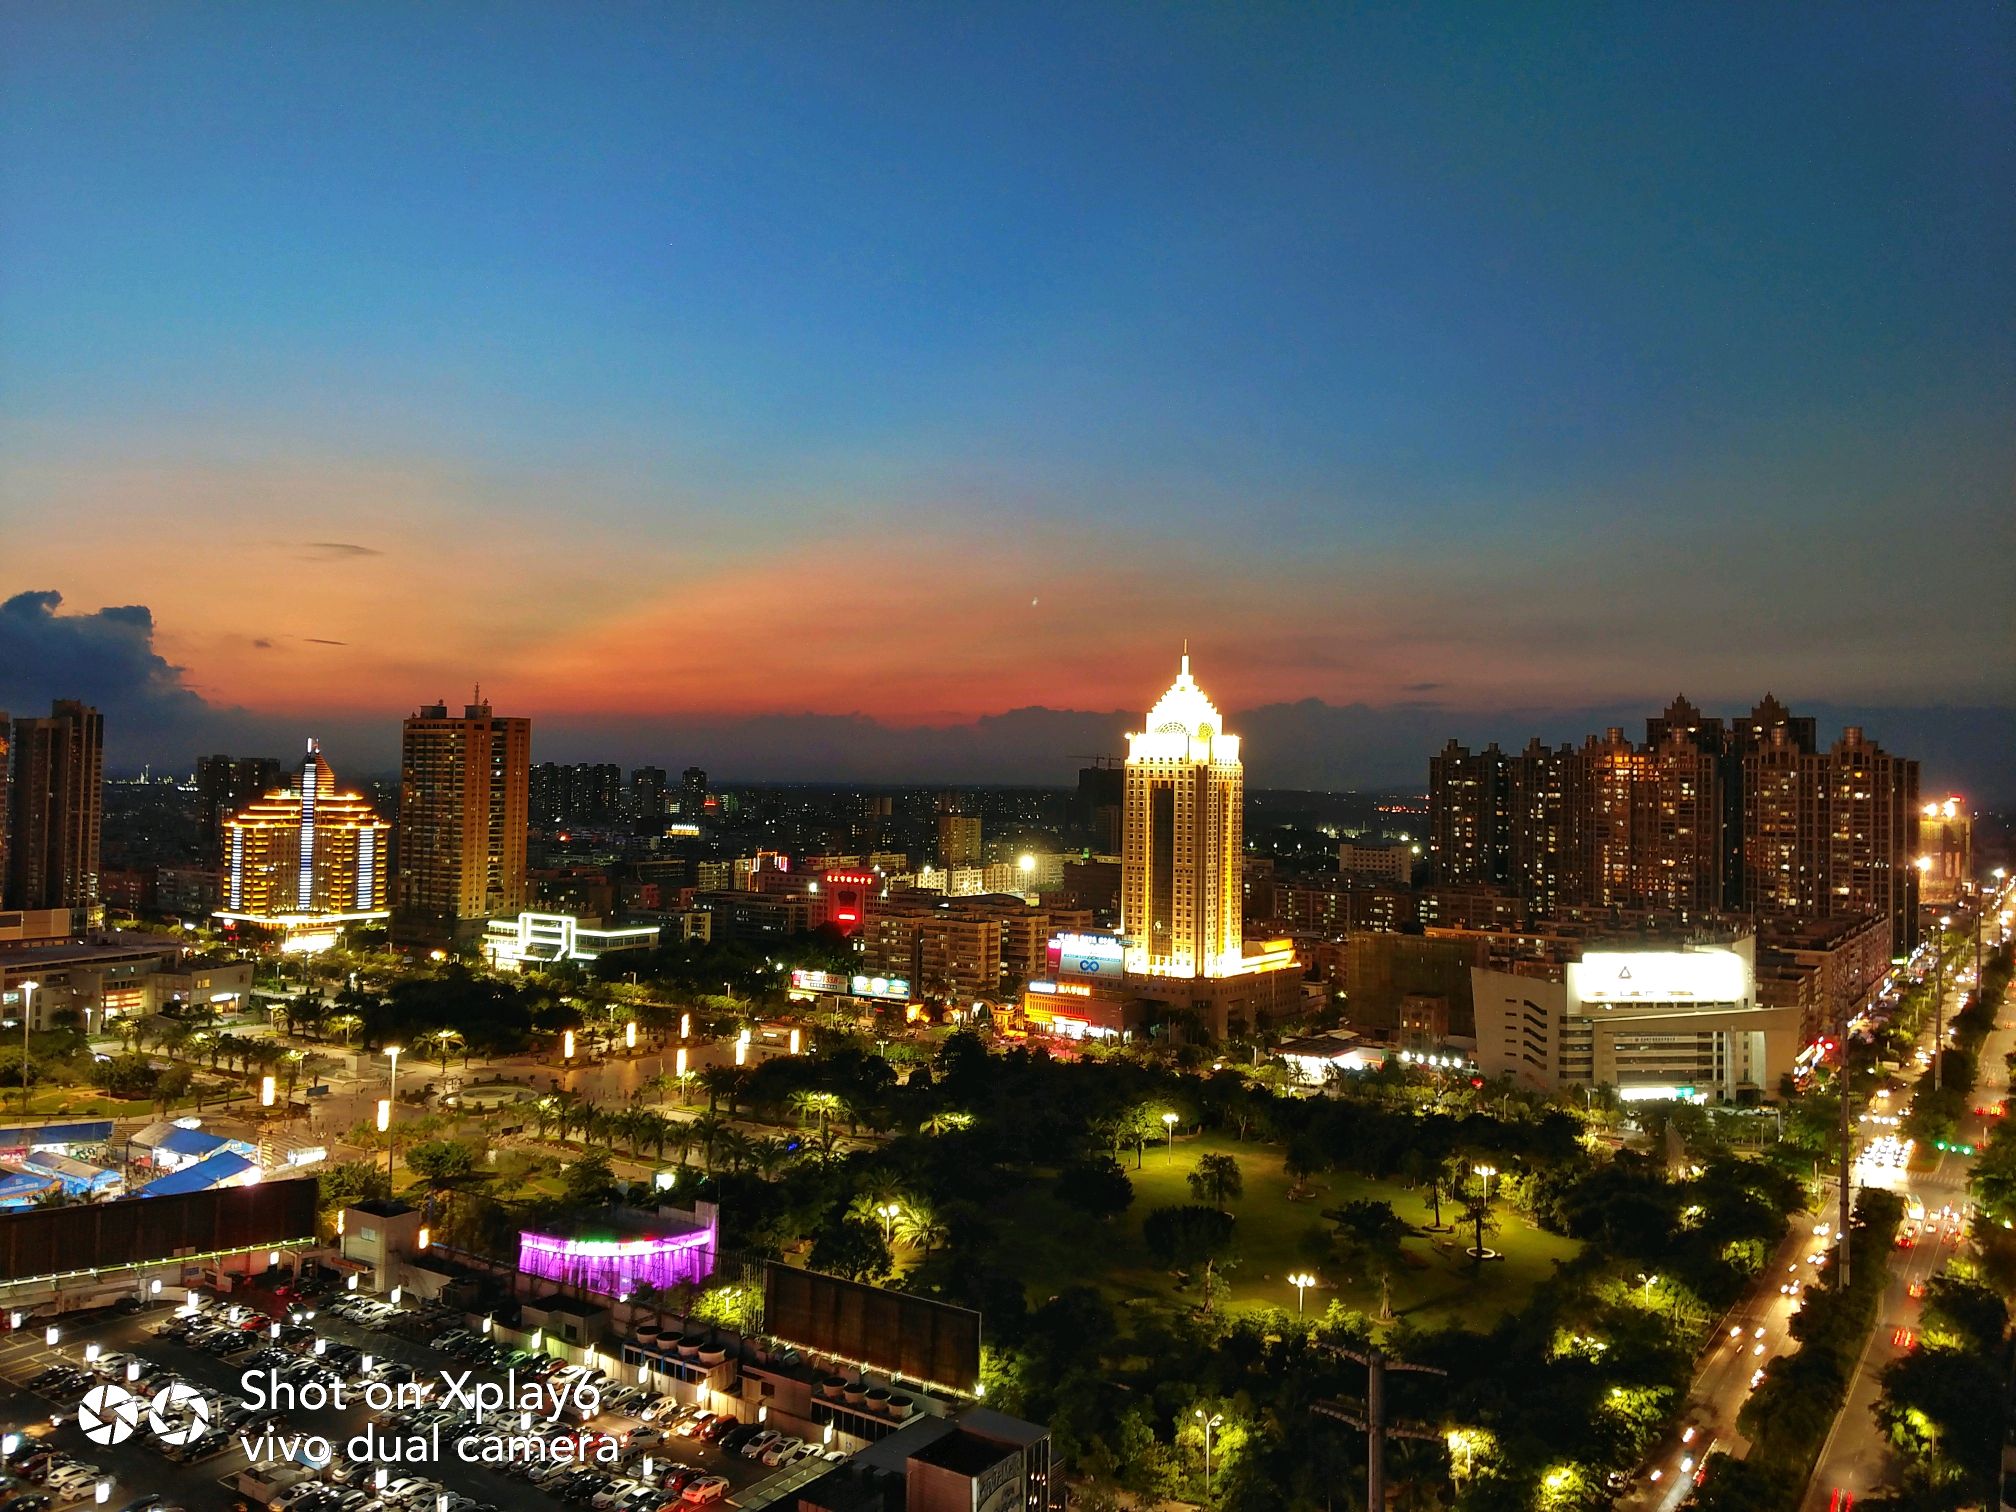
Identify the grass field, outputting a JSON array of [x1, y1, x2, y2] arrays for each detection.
[[992, 1130, 1579, 1333]]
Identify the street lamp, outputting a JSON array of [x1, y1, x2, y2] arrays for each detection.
[[1162, 1111, 1179, 1152], [875, 1202, 900, 1241], [17, 981, 38, 1115], [1194, 1409, 1224, 1503], [1287, 1271, 1317, 1316], [1637, 1272, 1659, 1307]]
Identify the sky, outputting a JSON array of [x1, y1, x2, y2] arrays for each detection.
[[2, 4, 2012, 793]]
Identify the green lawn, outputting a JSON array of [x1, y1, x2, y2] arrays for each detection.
[[4, 1088, 158, 1119], [993, 1130, 1580, 1333]]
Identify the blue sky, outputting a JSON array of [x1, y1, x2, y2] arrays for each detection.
[[2, 3, 2011, 788]]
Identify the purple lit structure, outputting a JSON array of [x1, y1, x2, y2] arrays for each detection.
[[518, 1217, 717, 1297]]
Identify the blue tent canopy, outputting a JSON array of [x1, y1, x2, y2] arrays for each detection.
[[138, 1151, 256, 1197], [155, 1126, 234, 1159]]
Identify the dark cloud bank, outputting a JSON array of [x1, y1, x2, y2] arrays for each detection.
[[2, 590, 2009, 800]]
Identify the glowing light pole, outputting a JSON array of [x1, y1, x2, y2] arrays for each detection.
[[1162, 1111, 1179, 1154], [17, 981, 38, 1115], [875, 1202, 900, 1242], [1637, 1271, 1659, 1307], [1288, 1271, 1317, 1317], [1193, 1409, 1224, 1503]]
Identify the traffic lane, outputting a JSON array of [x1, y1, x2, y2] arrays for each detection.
[[1802, 1215, 1951, 1509], [1623, 1216, 1820, 1512]]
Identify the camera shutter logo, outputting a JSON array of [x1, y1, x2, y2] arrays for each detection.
[[78, 1383, 143, 1446], [148, 1381, 212, 1445]]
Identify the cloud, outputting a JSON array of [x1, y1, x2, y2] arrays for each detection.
[[1401, 681, 1445, 692], [252, 638, 274, 649], [0, 589, 292, 762], [303, 637, 349, 646], [298, 542, 382, 560]]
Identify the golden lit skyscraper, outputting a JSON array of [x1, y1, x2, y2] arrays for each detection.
[[396, 698, 531, 942], [217, 739, 390, 951], [1122, 650, 1243, 978]]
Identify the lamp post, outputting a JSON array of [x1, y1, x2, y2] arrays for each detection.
[[1162, 1111, 1179, 1154], [1194, 1409, 1224, 1503], [17, 981, 41, 1116], [1288, 1271, 1317, 1317], [875, 1202, 900, 1242], [1637, 1272, 1659, 1307], [384, 1045, 402, 1183]]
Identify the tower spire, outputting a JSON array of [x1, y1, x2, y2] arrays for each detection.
[[1181, 639, 1190, 676]]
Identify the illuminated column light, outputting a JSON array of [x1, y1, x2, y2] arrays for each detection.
[[261, 1075, 276, 1107], [625, 1021, 637, 1050]]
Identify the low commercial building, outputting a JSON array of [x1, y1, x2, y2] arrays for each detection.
[[0, 933, 252, 1032], [482, 911, 661, 971], [1473, 935, 1800, 1100]]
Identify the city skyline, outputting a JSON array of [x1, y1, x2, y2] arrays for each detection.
[[4, 5, 2012, 794]]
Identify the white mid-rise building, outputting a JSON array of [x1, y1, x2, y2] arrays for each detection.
[[1473, 935, 1801, 1101]]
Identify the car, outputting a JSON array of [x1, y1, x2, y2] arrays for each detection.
[[680, 1479, 727, 1506]]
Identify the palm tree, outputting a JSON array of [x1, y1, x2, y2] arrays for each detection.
[[920, 1110, 973, 1137], [893, 1201, 949, 1255], [750, 1136, 793, 1180], [326, 1012, 363, 1048], [424, 1028, 465, 1076], [689, 1111, 729, 1171], [700, 1066, 746, 1114], [714, 1128, 757, 1175]]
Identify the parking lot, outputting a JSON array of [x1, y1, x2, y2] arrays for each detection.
[[0, 1278, 838, 1511]]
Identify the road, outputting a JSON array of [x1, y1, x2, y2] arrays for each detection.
[[1802, 888, 2012, 1510], [1621, 1212, 1830, 1511]]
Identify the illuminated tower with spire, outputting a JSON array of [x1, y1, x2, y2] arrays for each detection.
[[1121, 647, 1245, 978]]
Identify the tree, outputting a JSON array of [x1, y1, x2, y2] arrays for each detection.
[[1187, 1153, 1244, 1208], [1331, 1200, 1406, 1320], [1141, 1204, 1237, 1311], [1055, 1158, 1134, 1222], [809, 1218, 893, 1283], [562, 1150, 619, 1208]]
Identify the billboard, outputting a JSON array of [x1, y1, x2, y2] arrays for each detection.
[[1569, 948, 1748, 1006], [0, 1178, 318, 1283], [790, 970, 851, 995], [1046, 931, 1125, 982], [790, 970, 911, 1001], [763, 1261, 981, 1391]]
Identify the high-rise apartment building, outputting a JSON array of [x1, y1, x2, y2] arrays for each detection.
[[680, 767, 709, 816], [395, 699, 531, 943], [937, 814, 983, 869], [629, 766, 667, 825], [529, 761, 623, 828], [1429, 695, 1920, 952], [217, 739, 390, 951], [196, 754, 283, 852], [1121, 652, 1244, 978], [1427, 740, 1510, 887], [4, 700, 103, 912]]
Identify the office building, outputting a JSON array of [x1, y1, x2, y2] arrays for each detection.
[[1335, 839, 1413, 885], [1914, 795, 1972, 905], [1122, 650, 1244, 978], [215, 739, 391, 951], [395, 698, 531, 944], [195, 754, 282, 852], [4, 700, 103, 913], [1472, 935, 1799, 1100]]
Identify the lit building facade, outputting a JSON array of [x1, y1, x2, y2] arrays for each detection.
[[1121, 652, 1244, 979], [395, 699, 531, 943], [216, 739, 390, 951]]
